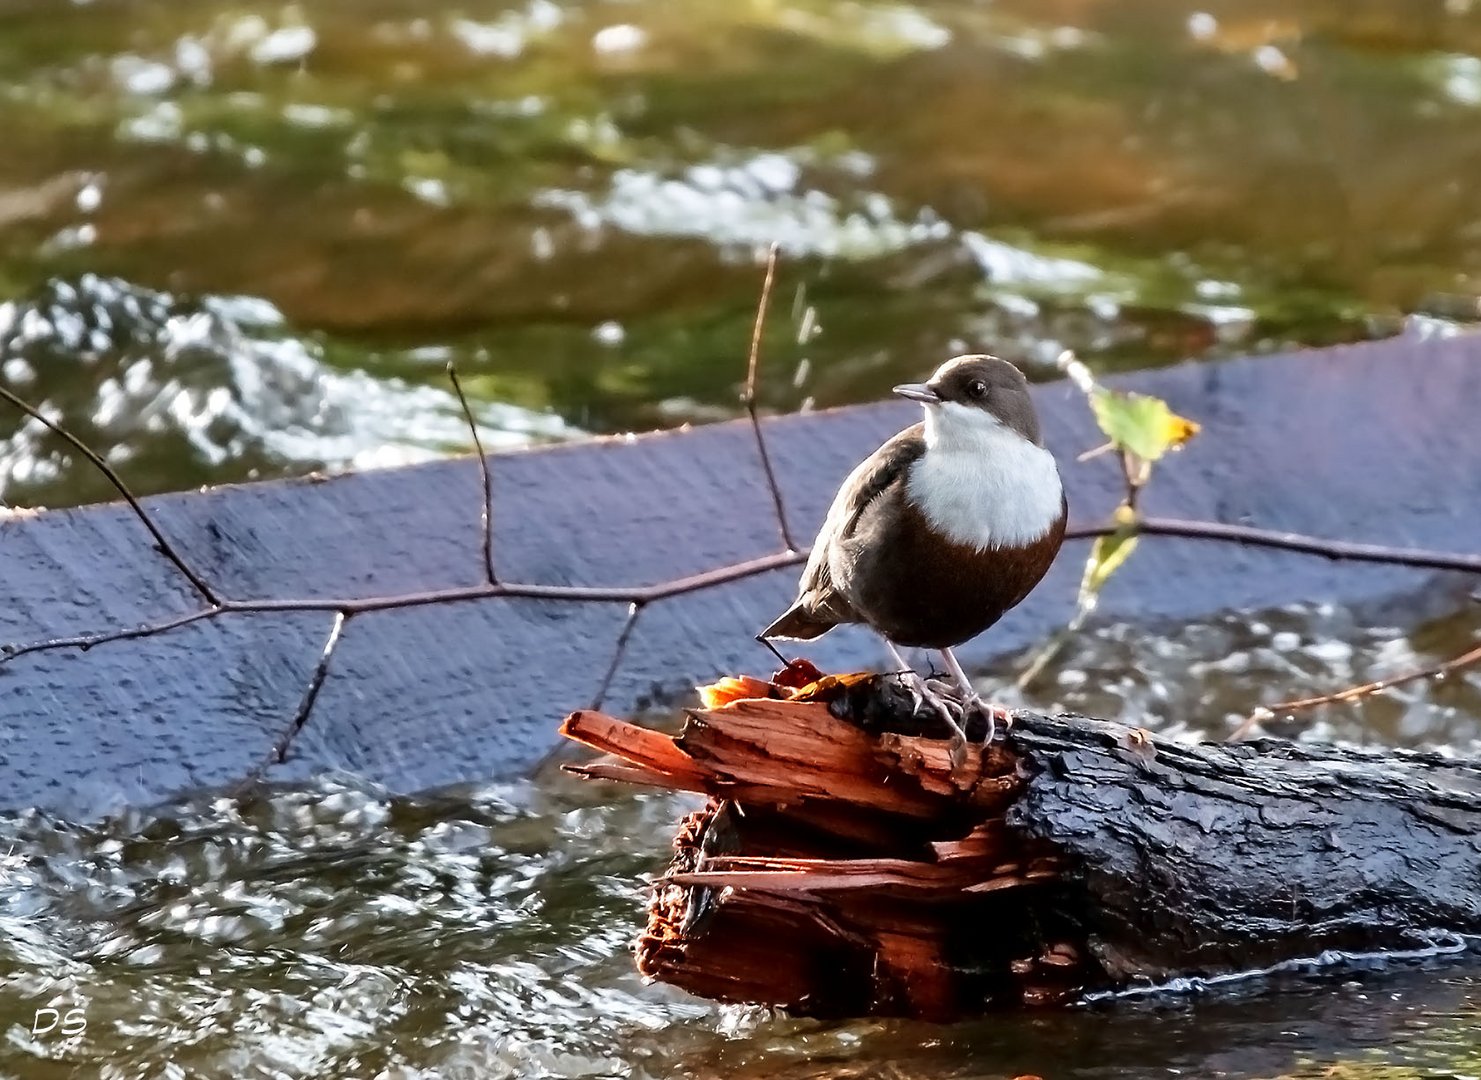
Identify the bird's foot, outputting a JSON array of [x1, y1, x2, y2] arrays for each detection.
[[894, 670, 970, 769], [958, 694, 1014, 743]]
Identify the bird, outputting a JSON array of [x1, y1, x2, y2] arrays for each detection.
[[760, 354, 1067, 762]]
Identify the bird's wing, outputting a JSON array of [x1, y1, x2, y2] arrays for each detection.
[[795, 424, 926, 599]]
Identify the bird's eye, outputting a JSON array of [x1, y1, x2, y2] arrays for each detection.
[[967, 380, 988, 399]]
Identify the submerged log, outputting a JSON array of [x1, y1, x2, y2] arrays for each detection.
[[559, 666, 1481, 1021]]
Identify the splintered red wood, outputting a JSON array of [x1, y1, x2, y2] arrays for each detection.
[[559, 670, 1081, 1018]]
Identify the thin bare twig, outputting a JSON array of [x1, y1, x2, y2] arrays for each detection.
[[743, 242, 800, 552], [446, 362, 497, 585], [1118, 453, 1143, 513], [0, 382, 220, 605], [274, 611, 347, 762], [591, 602, 644, 711], [756, 633, 792, 669], [528, 602, 649, 775], [1064, 518, 1481, 575], [1231, 639, 1481, 740], [0, 607, 223, 663], [0, 550, 808, 666], [7, 510, 1477, 670]]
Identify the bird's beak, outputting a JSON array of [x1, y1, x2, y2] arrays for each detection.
[[892, 383, 941, 404]]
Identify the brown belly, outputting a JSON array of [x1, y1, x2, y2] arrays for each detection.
[[838, 494, 1065, 650]]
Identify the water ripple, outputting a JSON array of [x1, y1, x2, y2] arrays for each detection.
[[0, 276, 576, 508]]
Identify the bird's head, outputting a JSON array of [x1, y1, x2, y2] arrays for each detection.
[[893, 355, 1042, 447]]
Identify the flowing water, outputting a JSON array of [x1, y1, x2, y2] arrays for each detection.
[[4, 0, 1481, 506], [3, 592, 1480, 1078], [3, 0, 1481, 1075], [7, 771, 1481, 1080]]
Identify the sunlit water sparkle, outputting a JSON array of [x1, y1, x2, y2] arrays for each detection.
[[2, 595, 1479, 1078]]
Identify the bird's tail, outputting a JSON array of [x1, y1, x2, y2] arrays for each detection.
[[759, 602, 835, 641]]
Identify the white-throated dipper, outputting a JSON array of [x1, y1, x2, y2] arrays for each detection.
[[761, 354, 1067, 762]]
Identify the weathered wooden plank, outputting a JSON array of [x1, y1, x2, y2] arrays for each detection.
[[141, 413, 787, 600], [0, 612, 331, 819], [273, 598, 632, 792], [1, 504, 202, 642], [2, 333, 1480, 817], [146, 468, 488, 601]]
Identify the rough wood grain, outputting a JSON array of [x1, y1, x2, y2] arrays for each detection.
[[1006, 713, 1481, 980]]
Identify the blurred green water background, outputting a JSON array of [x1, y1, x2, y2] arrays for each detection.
[[2, 0, 1481, 507]]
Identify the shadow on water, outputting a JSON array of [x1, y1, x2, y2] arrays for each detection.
[[2, 590, 1479, 1078], [3, 0, 1481, 506]]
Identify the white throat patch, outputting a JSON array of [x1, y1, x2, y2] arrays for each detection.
[[905, 401, 1063, 551]]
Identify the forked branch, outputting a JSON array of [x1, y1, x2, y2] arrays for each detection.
[[0, 382, 219, 605], [3, 256, 1480, 756]]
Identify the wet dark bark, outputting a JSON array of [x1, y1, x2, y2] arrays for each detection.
[[1007, 713, 1481, 983], [560, 670, 1481, 1019]]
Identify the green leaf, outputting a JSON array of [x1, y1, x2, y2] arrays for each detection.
[[1078, 525, 1139, 606], [1018, 519, 1140, 691], [1089, 388, 1201, 462]]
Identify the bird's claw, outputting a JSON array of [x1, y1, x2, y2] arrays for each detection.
[[895, 671, 967, 731], [894, 670, 972, 767], [958, 695, 1014, 743], [946, 731, 968, 770], [889, 669, 1014, 770]]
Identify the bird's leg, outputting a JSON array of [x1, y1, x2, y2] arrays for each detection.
[[884, 641, 969, 766], [939, 647, 1012, 743]]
